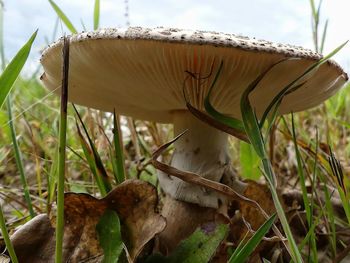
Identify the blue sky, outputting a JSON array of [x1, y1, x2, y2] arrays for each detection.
[[4, 0, 350, 74]]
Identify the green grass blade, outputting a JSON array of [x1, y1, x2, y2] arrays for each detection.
[[55, 36, 70, 263], [291, 114, 317, 261], [240, 75, 267, 160], [270, 186, 303, 263], [0, 7, 19, 249], [113, 110, 125, 184], [48, 0, 78, 34], [93, 0, 100, 30], [240, 67, 303, 263], [0, 1, 5, 67], [239, 141, 261, 180], [298, 220, 316, 250], [0, 30, 37, 108], [204, 61, 245, 132], [260, 42, 347, 127], [309, 0, 319, 51], [309, 129, 319, 262], [48, 148, 59, 204], [73, 105, 112, 193], [80, 19, 87, 32], [260, 82, 304, 130], [6, 96, 35, 218], [229, 214, 276, 263], [186, 101, 249, 142], [263, 100, 281, 142], [0, 206, 18, 263], [328, 149, 350, 224], [320, 175, 337, 257], [309, 0, 318, 22], [320, 19, 328, 54], [76, 120, 107, 196], [291, 114, 311, 225], [0, 5, 36, 219]]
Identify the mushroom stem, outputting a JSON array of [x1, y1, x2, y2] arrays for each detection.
[[157, 111, 246, 253], [158, 111, 246, 208]]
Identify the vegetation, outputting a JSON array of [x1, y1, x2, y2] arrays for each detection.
[[0, 0, 349, 262]]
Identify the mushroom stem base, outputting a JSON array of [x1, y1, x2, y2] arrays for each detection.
[[157, 195, 219, 254]]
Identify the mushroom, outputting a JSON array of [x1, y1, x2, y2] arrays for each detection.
[[40, 27, 348, 251]]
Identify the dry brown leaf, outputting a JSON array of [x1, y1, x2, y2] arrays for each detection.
[[10, 214, 55, 263], [231, 181, 279, 256], [9, 179, 165, 263], [239, 181, 276, 232], [103, 179, 166, 260]]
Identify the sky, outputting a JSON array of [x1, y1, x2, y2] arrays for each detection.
[[3, 0, 350, 74]]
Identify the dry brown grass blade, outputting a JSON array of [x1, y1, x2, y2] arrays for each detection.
[[151, 132, 287, 245], [186, 102, 249, 143], [182, 67, 249, 143]]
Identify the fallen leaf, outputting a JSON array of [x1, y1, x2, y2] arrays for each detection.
[[231, 181, 278, 256], [10, 213, 55, 263], [239, 181, 276, 231], [9, 179, 165, 262], [104, 179, 166, 260]]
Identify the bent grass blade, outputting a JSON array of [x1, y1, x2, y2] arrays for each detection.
[[0, 29, 38, 263], [48, 0, 78, 34]]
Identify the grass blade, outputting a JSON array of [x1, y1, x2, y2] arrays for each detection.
[[0, 30, 37, 108], [328, 149, 350, 224], [240, 73, 268, 160], [48, 147, 59, 204], [75, 120, 107, 195], [291, 114, 317, 261], [260, 42, 347, 127], [320, 174, 337, 257], [240, 65, 303, 262], [93, 0, 100, 30], [73, 105, 112, 194], [186, 101, 249, 142], [6, 96, 36, 218], [48, 0, 78, 34], [204, 61, 245, 133], [113, 110, 125, 184], [239, 141, 261, 180], [291, 114, 311, 225], [0, 6, 36, 219], [0, 207, 18, 263], [55, 36, 70, 263], [0, 18, 37, 263], [320, 19, 328, 54], [229, 214, 276, 263]]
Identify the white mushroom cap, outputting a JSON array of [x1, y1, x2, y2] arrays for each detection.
[[40, 27, 348, 122]]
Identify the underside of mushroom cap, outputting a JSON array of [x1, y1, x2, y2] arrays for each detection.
[[40, 27, 348, 123]]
